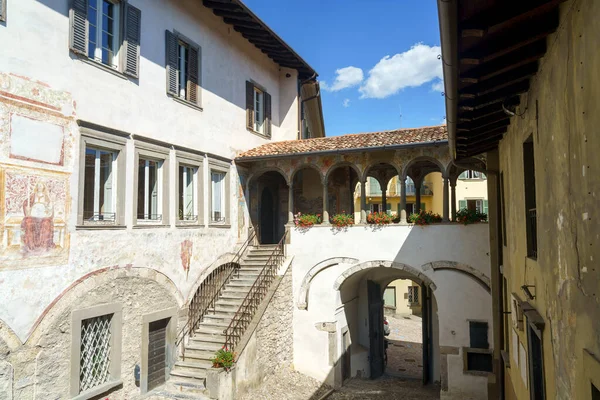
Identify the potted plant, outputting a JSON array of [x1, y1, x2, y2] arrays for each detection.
[[408, 210, 443, 225], [366, 211, 394, 225], [455, 208, 488, 225], [206, 347, 236, 399], [331, 211, 354, 227], [293, 212, 322, 228]]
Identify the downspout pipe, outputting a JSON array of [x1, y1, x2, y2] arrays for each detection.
[[437, 0, 459, 161]]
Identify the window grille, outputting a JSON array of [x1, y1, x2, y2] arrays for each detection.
[[408, 286, 419, 304], [80, 314, 113, 392]]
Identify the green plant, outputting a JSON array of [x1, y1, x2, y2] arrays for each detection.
[[408, 210, 443, 225], [293, 212, 322, 227], [366, 211, 394, 225], [210, 347, 236, 371], [455, 208, 488, 225], [331, 212, 354, 227]]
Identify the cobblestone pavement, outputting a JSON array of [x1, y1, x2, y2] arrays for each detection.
[[386, 314, 423, 379], [237, 367, 332, 400], [329, 377, 440, 400]]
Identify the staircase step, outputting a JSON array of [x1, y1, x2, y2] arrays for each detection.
[[220, 292, 248, 300], [202, 314, 233, 324], [170, 368, 207, 381], [185, 341, 224, 352], [181, 348, 217, 361], [174, 360, 213, 373], [227, 282, 254, 289], [216, 298, 243, 306], [189, 334, 226, 345], [195, 325, 227, 335], [162, 380, 208, 397], [240, 260, 270, 266]]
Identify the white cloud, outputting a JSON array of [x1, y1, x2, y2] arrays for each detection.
[[431, 79, 444, 92], [359, 43, 442, 99], [322, 66, 364, 92], [342, 98, 350, 108]]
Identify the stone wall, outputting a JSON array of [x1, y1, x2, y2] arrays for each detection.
[[256, 267, 294, 373]]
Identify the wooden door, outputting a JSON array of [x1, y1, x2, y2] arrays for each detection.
[[147, 318, 169, 391], [368, 280, 384, 379]]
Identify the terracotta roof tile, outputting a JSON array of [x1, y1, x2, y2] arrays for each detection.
[[236, 125, 448, 159]]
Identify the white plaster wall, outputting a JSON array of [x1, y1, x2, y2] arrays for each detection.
[[288, 224, 492, 394], [0, 0, 301, 342]]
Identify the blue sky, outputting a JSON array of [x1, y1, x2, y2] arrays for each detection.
[[244, 0, 446, 136]]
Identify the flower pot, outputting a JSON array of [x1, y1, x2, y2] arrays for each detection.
[[206, 367, 236, 400]]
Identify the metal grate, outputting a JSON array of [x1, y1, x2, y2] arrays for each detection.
[[80, 314, 113, 392], [408, 286, 419, 304]]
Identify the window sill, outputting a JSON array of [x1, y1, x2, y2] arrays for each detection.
[[246, 127, 271, 139], [133, 223, 169, 229], [72, 379, 123, 400], [76, 224, 127, 230], [169, 94, 203, 112], [209, 223, 231, 229], [176, 223, 205, 229], [76, 56, 128, 80]]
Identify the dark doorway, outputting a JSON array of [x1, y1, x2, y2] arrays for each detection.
[[368, 280, 384, 379], [342, 330, 351, 382], [260, 188, 275, 244], [527, 323, 545, 400], [147, 318, 169, 391]]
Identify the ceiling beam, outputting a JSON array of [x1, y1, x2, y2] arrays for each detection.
[[222, 18, 261, 28], [461, 0, 566, 37], [457, 126, 508, 141], [457, 114, 510, 132], [203, 1, 243, 11], [459, 80, 530, 110], [460, 73, 535, 99]]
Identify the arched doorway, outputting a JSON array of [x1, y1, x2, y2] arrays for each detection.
[[260, 188, 276, 244]]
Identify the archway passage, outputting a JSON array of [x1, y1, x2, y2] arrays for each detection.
[[260, 188, 276, 244], [249, 171, 288, 245], [336, 264, 439, 388]]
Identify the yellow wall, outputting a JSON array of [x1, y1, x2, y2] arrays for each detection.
[[495, 1, 600, 399], [384, 279, 421, 315]]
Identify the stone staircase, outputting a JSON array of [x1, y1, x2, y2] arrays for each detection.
[[163, 245, 278, 397]]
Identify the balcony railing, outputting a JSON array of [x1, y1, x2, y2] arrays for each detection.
[[527, 208, 537, 259]]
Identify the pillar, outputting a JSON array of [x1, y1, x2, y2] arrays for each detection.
[[322, 179, 330, 225], [399, 178, 407, 222], [381, 180, 387, 214], [288, 182, 294, 225], [450, 179, 457, 221], [360, 179, 367, 223], [443, 176, 450, 222], [415, 180, 422, 214]]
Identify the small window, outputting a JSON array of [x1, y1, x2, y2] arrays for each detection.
[[80, 314, 113, 391], [408, 286, 420, 305], [211, 171, 225, 223], [246, 81, 271, 136], [469, 321, 489, 349], [83, 147, 117, 223], [466, 351, 493, 372], [459, 170, 486, 180], [178, 165, 197, 222], [523, 136, 537, 259], [88, 0, 120, 68], [166, 31, 200, 106], [137, 158, 163, 222], [383, 287, 396, 308]]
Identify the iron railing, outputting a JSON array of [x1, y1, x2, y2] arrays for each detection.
[[176, 229, 256, 358], [223, 231, 287, 350], [527, 208, 537, 259]]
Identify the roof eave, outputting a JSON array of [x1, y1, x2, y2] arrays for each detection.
[[235, 140, 449, 163]]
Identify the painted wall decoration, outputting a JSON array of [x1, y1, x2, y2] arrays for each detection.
[[0, 168, 70, 268], [180, 240, 193, 278]]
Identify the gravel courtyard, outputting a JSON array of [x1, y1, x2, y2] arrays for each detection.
[[386, 313, 424, 379]]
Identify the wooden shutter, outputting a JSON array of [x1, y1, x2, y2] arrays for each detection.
[[187, 45, 200, 104], [421, 203, 426, 212], [264, 91, 272, 136], [0, 0, 7, 22], [246, 81, 254, 130], [165, 30, 179, 96], [69, 0, 88, 56], [459, 200, 467, 210], [483, 200, 489, 215], [122, 3, 142, 78]]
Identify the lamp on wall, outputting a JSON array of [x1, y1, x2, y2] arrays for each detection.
[[521, 285, 536, 300]]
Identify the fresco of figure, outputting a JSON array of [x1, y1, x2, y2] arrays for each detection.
[[21, 181, 55, 253]]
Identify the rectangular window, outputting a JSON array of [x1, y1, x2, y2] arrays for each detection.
[[466, 351, 493, 372], [408, 286, 419, 304], [137, 159, 163, 222], [500, 171, 507, 246], [383, 287, 396, 308], [211, 171, 225, 223], [178, 41, 189, 99], [469, 321, 489, 349], [370, 203, 381, 213], [246, 81, 271, 136], [527, 324, 545, 400], [166, 31, 200, 105], [88, 0, 120, 68], [459, 170, 486, 180], [80, 314, 113, 392], [178, 165, 197, 222], [83, 147, 117, 223], [523, 136, 537, 259]]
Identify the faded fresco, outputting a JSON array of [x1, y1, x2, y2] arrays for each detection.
[[0, 168, 70, 268]]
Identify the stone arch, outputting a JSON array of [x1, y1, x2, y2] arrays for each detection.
[[297, 257, 359, 310], [0, 318, 22, 349], [26, 266, 184, 344], [333, 260, 437, 291], [422, 260, 491, 293], [324, 162, 362, 183], [362, 161, 401, 183], [247, 166, 290, 186], [402, 155, 446, 179], [290, 163, 324, 184], [186, 253, 239, 304]]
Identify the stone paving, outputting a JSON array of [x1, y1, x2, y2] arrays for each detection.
[[329, 376, 440, 400], [386, 313, 423, 379]]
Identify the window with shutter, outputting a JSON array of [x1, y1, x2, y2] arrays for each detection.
[[165, 31, 201, 107], [122, 3, 142, 78], [246, 81, 271, 137], [459, 200, 467, 210], [421, 203, 426, 212], [483, 200, 489, 215]]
